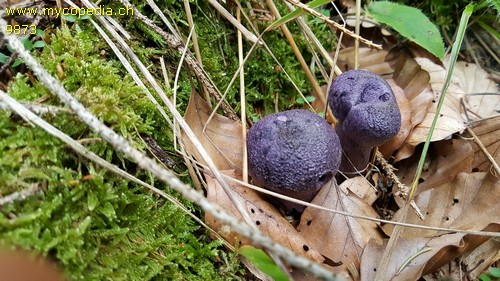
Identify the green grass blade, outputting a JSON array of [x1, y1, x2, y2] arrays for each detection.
[[265, 0, 332, 32], [409, 3, 475, 198]]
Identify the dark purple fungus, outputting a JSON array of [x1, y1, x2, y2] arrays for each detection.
[[247, 109, 341, 211], [328, 70, 401, 174]]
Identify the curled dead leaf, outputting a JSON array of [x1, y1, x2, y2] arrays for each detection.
[[454, 61, 499, 121], [296, 178, 383, 279], [468, 116, 500, 173], [384, 172, 500, 238], [182, 93, 243, 173], [204, 170, 325, 264], [394, 138, 474, 204]]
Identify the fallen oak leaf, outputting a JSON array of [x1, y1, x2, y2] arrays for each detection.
[[182, 93, 243, 173], [422, 237, 500, 280], [393, 138, 474, 206], [361, 222, 500, 281], [384, 172, 500, 238], [408, 56, 467, 145], [204, 170, 325, 264], [296, 178, 383, 278], [468, 116, 500, 173], [454, 61, 499, 121]]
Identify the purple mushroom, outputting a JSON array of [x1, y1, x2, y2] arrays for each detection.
[[247, 109, 342, 211], [328, 69, 401, 174]]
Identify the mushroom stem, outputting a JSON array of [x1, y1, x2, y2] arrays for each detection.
[[335, 125, 373, 174]]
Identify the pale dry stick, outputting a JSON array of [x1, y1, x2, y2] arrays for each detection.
[[182, 0, 212, 105], [237, 8, 248, 184], [206, 0, 261, 45], [285, 0, 382, 50], [121, 0, 239, 121], [233, 0, 262, 36], [354, 0, 361, 69], [282, 1, 342, 120], [182, 0, 202, 67], [84, 0, 256, 231], [160, 57, 170, 90], [172, 26, 194, 149], [0, 22, 340, 281], [64, 0, 173, 128], [145, 0, 180, 38], [266, 0, 325, 104], [282, 1, 330, 79], [467, 127, 500, 176], [0, 90, 230, 250], [183, 156, 500, 238], [0, 102, 70, 116], [0, 183, 40, 207]]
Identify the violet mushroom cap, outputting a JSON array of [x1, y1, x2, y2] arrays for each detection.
[[247, 109, 341, 211], [328, 70, 401, 174]]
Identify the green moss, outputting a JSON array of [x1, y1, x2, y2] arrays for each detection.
[[1, 24, 243, 280], [1, 0, 342, 278]]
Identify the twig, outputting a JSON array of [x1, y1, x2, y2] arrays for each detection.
[[0, 16, 341, 281], [206, 0, 261, 44], [120, 0, 239, 121], [266, 0, 321, 109], [466, 127, 500, 176], [0, 102, 70, 116], [237, 8, 248, 183], [285, 0, 382, 50], [0, 184, 41, 206]]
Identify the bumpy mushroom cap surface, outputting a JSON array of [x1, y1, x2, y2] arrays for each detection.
[[247, 109, 341, 204], [328, 70, 401, 147]]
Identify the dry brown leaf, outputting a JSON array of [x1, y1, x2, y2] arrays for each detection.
[[337, 47, 395, 75], [394, 138, 474, 203], [423, 238, 500, 281], [204, 170, 325, 263], [384, 172, 500, 238], [342, 176, 379, 206], [183, 93, 243, 173], [454, 61, 499, 120], [409, 57, 467, 144], [388, 54, 435, 161], [360, 229, 500, 281], [296, 178, 383, 279], [469, 116, 500, 173]]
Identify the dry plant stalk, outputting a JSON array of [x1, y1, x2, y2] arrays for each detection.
[[285, 0, 382, 50], [118, 0, 239, 121]]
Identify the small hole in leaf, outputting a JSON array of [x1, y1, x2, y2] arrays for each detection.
[[445, 217, 449, 221], [418, 178, 425, 183], [250, 208, 255, 213], [256, 221, 261, 225], [306, 220, 312, 226], [453, 198, 459, 204], [303, 245, 309, 252], [472, 168, 479, 172]]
